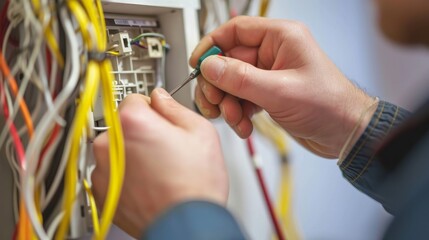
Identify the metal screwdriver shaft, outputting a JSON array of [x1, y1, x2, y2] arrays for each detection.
[[169, 46, 223, 96], [169, 69, 200, 96]]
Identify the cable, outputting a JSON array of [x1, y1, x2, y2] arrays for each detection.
[[55, 61, 100, 240], [246, 136, 286, 240], [106, 51, 120, 56], [0, 52, 34, 138], [130, 32, 166, 44], [83, 180, 100, 237], [253, 113, 301, 239], [259, 0, 271, 17], [2, 0, 125, 238], [97, 58, 125, 240], [21, 3, 81, 238], [1, 64, 33, 240]]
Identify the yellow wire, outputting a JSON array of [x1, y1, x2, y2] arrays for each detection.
[[83, 179, 100, 237], [96, 60, 125, 240], [79, 0, 102, 49], [31, 0, 65, 67], [253, 113, 301, 240], [253, 113, 288, 156], [93, 0, 125, 238], [55, 1, 125, 239], [55, 62, 100, 240], [44, 22, 65, 68], [106, 51, 120, 56], [259, 0, 270, 17], [67, 0, 93, 48], [95, 0, 107, 45], [277, 165, 301, 240]]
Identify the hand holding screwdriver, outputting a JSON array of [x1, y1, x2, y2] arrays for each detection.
[[192, 16, 375, 158]]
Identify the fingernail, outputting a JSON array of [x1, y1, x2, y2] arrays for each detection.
[[155, 88, 172, 99], [220, 104, 228, 122], [235, 125, 243, 136], [202, 56, 226, 82], [201, 81, 208, 93], [195, 99, 209, 116]]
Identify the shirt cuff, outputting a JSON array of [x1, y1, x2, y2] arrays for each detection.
[[339, 101, 410, 188], [142, 201, 246, 240]]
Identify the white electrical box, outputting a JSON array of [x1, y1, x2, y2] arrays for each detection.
[[102, 0, 200, 109]]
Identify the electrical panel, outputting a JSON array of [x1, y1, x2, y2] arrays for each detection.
[[94, 15, 167, 125]]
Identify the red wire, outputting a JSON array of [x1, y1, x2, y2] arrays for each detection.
[[246, 137, 286, 240], [1, 76, 26, 168]]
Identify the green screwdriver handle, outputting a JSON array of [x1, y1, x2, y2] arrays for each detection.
[[196, 46, 224, 70]]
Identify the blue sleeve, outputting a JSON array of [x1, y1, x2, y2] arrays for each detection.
[[339, 101, 411, 213], [141, 201, 247, 240]]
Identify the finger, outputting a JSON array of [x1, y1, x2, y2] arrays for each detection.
[[242, 100, 257, 119], [118, 94, 173, 140], [197, 76, 224, 105], [219, 94, 242, 127], [232, 115, 253, 139], [200, 55, 290, 111], [190, 16, 271, 67], [91, 171, 107, 210], [227, 46, 259, 67], [150, 88, 204, 129], [231, 101, 255, 138], [92, 131, 109, 173], [194, 83, 221, 119]]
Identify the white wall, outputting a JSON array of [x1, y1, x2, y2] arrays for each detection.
[[223, 1, 429, 240]]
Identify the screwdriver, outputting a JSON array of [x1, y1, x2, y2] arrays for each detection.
[[169, 46, 224, 96]]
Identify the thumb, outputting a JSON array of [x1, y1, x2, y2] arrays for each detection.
[[150, 88, 203, 130], [200, 55, 288, 109]]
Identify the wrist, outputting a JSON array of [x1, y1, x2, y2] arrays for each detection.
[[338, 95, 379, 163]]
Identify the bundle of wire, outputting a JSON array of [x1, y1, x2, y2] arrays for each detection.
[[0, 0, 125, 239]]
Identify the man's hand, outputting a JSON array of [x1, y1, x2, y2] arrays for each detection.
[[192, 16, 375, 158], [91, 89, 228, 238]]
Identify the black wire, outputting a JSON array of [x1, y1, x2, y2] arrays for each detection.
[[42, 2, 72, 222], [42, 104, 75, 223]]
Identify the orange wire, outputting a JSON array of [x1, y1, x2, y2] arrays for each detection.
[[0, 51, 34, 137], [17, 199, 32, 240], [0, 51, 35, 238]]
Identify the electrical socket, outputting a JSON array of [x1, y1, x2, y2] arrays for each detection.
[[111, 32, 132, 55], [146, 37, 163, 58]]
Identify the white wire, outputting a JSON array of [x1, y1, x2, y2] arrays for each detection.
[[37, 53, 66, 126], [93, 126, 110, 131], [13, 184, 19, 222], [0, 0, 44, 149], [4, 135, 21, 222], [5, 131, 23, 188], [47, 211, 64, 239], [46, 181, 84, 239], [49, 17, 60, 96], [132, 32, 166, 42], [39, 5, 81, 211], [23, 5, 81, 239], [35, 129, 64, 185], [5, 0, 43, 126]]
